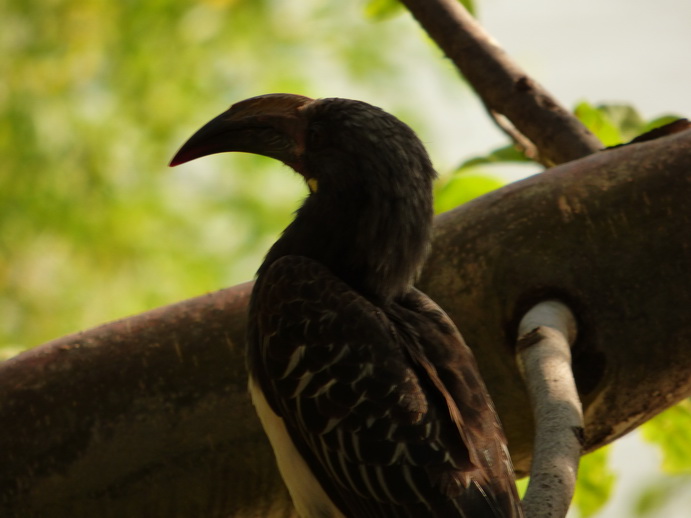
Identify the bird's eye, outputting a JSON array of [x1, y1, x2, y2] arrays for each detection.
[[307, 123, 328, 149]]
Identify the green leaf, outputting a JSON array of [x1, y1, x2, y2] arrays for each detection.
[[515, 477, 529, 499], [597, 104, 645, 142], [459, 0, 477, 16], [574, 101, 626, 146], [641, 114, 686, 134], [572, 446, 616, 517], [641, 400, 691, 474], [364, 0, 403, 20], [458, 0, 476, 15], [457, 144, 532, 170], [435, 142, 535, 213], [573, 101, 686, 148], [434, 171, 505, 213]]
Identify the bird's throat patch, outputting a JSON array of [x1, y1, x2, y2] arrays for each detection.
[[307, 178, 318, 193]]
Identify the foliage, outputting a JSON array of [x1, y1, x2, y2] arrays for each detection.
[[0, 0, 470, 351], [574, 101, 682, 147], [572, 446, 616, 517], [641, 400, 691, 474], [512, 446, 616, 518], [434, 171, 505, 212], [449, 102, 684, 177], [434, 142, 534, 212], [1, 0, 306, 349], [625, 401, 691, 516]]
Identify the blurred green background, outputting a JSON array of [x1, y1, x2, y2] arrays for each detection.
[[2, 0, 689, 516], [1, 0, 508, 354]]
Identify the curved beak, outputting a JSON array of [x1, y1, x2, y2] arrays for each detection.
[[169, 93, 313, 169]]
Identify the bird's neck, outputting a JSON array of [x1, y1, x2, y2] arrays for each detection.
[[260, 185, 434, 302]]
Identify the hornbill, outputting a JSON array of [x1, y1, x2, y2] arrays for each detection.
[[170, 94, 523, 518]]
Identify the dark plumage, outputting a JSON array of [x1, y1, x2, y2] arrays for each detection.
[[170, 94, 523, 517]]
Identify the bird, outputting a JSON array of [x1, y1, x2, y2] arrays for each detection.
[[170, 93, 523, 518]]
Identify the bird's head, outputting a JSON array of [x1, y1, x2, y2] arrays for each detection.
[[170, 93, 437, 300], [170, 93, 435, 199]]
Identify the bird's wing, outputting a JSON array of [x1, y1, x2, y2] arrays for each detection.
[[248, 255, 522, 517], [394, 289, 524, 518]]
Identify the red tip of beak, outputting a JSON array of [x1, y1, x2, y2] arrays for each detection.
[[169, 151, 194, 167]]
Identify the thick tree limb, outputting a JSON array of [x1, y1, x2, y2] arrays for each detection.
[[0, 282, 295, 518], [517, 301, 583, 518], [1, 130, 689, 517], [398, 0, 603, 164]]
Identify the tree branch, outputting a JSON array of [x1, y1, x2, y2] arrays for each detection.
[[422, 129, 691, 474], [398, 0, 603, 165], [517, 301, 583, 518], [1, 130, 689, 517]]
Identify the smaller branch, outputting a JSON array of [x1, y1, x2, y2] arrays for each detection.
[[516, 301, 583, 518], [488, 109, 540, 162], [399, 0, 603, 165]]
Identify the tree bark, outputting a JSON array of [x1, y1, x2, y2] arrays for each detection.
[[2, 130, 689, 517]]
